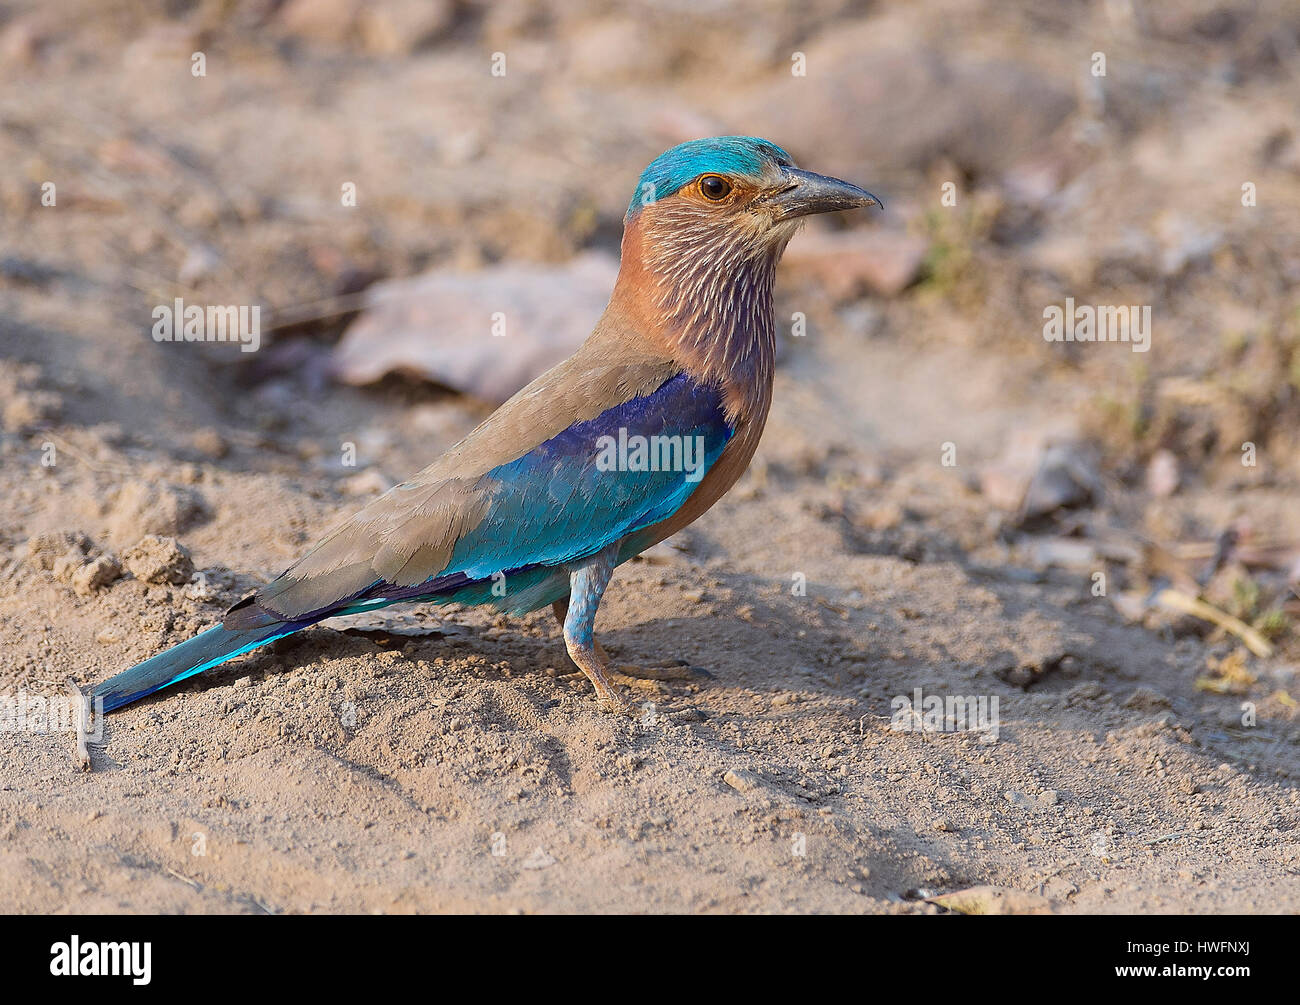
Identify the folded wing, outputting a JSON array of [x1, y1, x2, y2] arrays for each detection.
[[232, 367, 733, 626]]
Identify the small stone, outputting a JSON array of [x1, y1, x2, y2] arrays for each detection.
[[723, 768, 763, 793], [71, 554, 121, 595], [51, 550, 88, 583], [1020, 443, 1099, 520]]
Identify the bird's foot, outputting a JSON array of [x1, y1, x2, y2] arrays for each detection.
[[563, 637, 638, 717], [595, 685, 638, 718], [581, 664, 637, 717]]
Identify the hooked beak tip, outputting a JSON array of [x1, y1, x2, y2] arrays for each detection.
[[772, 168, 883, 220]]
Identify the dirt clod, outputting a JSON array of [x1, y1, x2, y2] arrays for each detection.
[[121, 535, 195, 586]]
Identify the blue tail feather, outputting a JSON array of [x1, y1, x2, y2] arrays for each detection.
[[93, 621, 306, 712]]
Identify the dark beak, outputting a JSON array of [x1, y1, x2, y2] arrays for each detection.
[[768, 168, 882, 220]]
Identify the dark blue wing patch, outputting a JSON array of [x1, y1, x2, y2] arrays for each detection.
[[439, 371, 733, 579]]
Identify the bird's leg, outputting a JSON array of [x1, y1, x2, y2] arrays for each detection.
[[553, 598, 701, 686], [552, 599, 616, 666], [559, 545, 634, 716]]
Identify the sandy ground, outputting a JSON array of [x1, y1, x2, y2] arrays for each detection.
[[2, 0, 1300, 913]]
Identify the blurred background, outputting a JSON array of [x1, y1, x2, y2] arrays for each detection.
[[4, 0, 1300, 692]]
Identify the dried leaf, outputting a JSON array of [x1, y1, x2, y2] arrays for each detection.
[[332, 253, 619, 404]]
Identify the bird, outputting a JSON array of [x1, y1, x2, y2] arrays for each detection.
[[92, 136, 880, 717]]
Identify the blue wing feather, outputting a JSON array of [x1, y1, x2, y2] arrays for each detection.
[[439, 371, 732, 579]]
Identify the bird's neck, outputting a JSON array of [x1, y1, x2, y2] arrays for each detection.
[[604, 215, 786, 423]]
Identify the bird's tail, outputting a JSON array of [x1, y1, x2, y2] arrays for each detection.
[[92, 620, 305, 712]]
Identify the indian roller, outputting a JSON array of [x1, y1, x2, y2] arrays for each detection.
[[93, 137, 880, 717]]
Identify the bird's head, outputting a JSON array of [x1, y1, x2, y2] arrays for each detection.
[[625, 136, 880, 257], [616, 137, 880, 336]]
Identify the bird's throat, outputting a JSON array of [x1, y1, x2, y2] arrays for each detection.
[[609, 213, 784, 421]]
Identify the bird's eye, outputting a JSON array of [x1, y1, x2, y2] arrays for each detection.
[[699, 175, 732, 201]]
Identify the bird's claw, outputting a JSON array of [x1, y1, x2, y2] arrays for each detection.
[[596, 688, 638, 718]]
